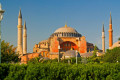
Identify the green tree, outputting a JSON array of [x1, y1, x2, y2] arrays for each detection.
[[103, 47, 120, 63], [1, 40, 20, 63], [92, 45, 98, 58]]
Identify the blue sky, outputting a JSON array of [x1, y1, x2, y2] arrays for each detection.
[[1, 0, 120, 52]]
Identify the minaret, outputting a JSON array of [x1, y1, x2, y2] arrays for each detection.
[[102, 23, 105, 52], [108, 12, 113, 49], [23, 21, 27, 54], [17, 9, 23, 55]]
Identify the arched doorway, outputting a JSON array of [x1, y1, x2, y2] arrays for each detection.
[[60, 41, 78, 51]]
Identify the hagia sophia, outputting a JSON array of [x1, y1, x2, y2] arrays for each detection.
[[16, 9, 120, 64], [32, 23, 94, 58]]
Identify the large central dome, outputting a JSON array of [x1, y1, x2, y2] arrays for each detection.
[[50, 24, 82, 37], [54, 24, 78, 33]]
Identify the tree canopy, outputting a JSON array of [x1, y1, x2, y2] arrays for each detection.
[[1, 40, 20, 63], [103, 47, 120, 63]]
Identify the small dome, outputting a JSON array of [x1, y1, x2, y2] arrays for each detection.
[[111, 41, 120, 49], [39, 40, 48, 43], [54, 26, 78, 33]]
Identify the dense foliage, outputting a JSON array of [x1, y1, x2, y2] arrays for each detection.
[[103, 47, 120, 63], [0, 63, 120, 80], [1, 40, 20, 63]]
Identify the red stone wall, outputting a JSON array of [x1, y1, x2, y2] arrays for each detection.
[[79, 36, 87, 53], [21, 53, 40, 64], [50, 36, 59, 52]]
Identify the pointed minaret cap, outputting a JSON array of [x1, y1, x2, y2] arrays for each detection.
[[0, 3, 4, 13], [18, 8, 22, 18], [102, 23, 104, 32], [24, 21, 26, 29], [109, 12, 112, 24], [65, 22, 67, 27], [0, 3, 2, 10]]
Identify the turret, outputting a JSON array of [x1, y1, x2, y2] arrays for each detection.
[[17, 9, 23, 55], [23, 21, 27, 54]]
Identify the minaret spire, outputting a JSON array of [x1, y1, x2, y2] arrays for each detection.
[[108, 12, 113, 49], [18, 8, 22, 18], [23, 20, 27, 54], [109, 12, 112, 24], [102, 23, 105, 52], [102, 23, 104, 32], [24, 21, 26, 29], [17, 8, 23, 55]]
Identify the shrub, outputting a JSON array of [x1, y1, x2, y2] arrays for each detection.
[[4, 64, 27, 80]]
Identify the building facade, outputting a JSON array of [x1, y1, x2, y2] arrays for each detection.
[[33, 24, 94, 59]]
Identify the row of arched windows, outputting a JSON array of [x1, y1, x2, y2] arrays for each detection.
[[51, 33, 81, 37]]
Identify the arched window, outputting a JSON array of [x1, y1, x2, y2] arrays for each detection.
[[72, 33, 73, 37], [70, 33, 71, 37], [75, 33, 76, 37], [44, 43, 46, 46], [62, 33, 63, 37], [64, 33, 66, 36], [76, 34, 78, 37], [67, 43, 69, 46], [68, 33, 70, 37], [67, 33, 68, 36]]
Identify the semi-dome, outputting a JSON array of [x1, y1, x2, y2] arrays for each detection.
[[54, 26, 77, 33]]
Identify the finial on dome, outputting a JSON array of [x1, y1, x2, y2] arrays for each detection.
[[65, 22, 67, 27]]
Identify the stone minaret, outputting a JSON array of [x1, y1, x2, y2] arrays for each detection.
[[23, 21, 27, 54], [108, 12, 113, 49], [17, 9, 23, 55], [102, 23, 105, 52]]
